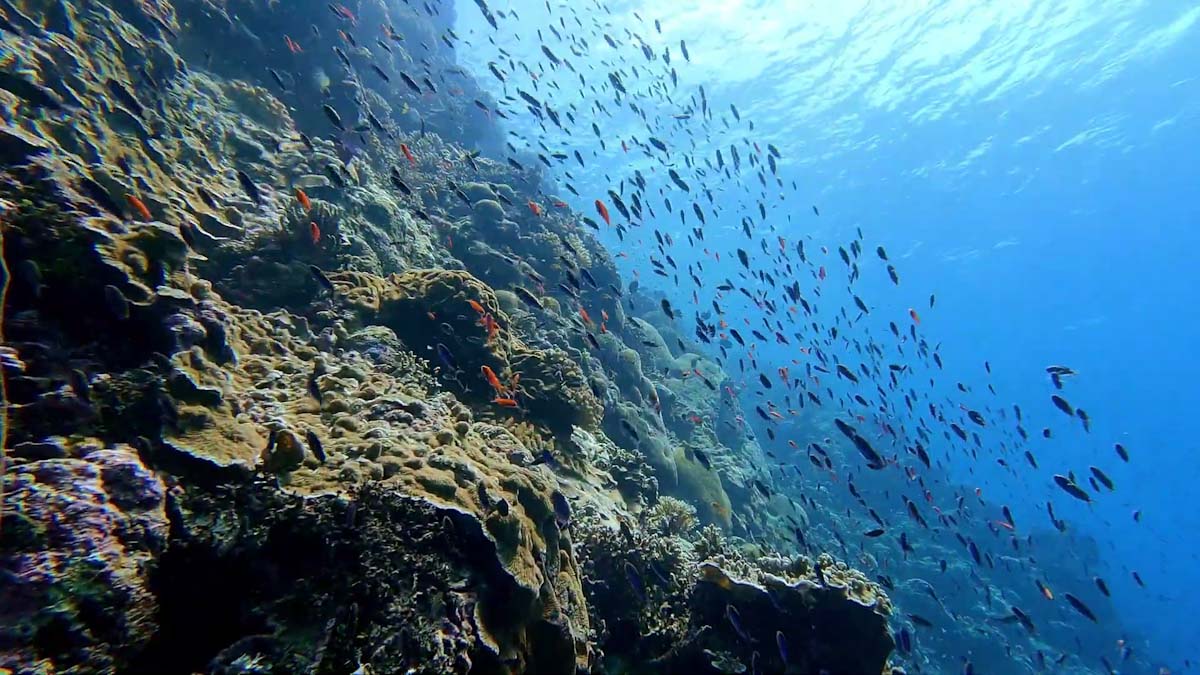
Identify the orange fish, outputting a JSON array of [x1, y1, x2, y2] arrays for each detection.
[[126, 194, 152, 221], [481, 365, 504, 394], [309, 221, 321, 244], [492, 397, 519, 408], [400, 143, 416, 165], [295, 187, 312, 212], [909, 308, 921, 324], [527, 200, 542, 216], [579, 307, 593, 325], [467, 299, 486, 314], [594, 199, 611, 225], [1037, 580, 1054, 600], [476, 312, 499, 340]]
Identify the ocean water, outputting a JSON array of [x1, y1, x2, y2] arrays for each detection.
[[4, 0, 1198, 671], [456, 0, 1200, 671]]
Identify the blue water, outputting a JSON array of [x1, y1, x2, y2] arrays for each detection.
[[455, 0, 1200, 670]]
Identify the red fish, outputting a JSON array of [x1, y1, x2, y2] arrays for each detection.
[[552, 200, 569, 208], [493, 397, 520, 408], [309, 221, 321, 244], [579, 307, 593, 325], [481, 365, 505, 395], [126, 194, 152, 221], [400, 143, 416, 165], [527, 200, 542, 216], [818, 266, 826, 281], [284, 35, 303, 53], [909, 308, 921, 324], [294, 187, 312, 212], [595, 199, 611, 225]]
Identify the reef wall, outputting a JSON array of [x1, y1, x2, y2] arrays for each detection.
[[0, 0, 893, 672]]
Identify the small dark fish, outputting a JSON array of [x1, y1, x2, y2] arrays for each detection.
[[1114, 443, 1129, 462], [513, 286, 544, 309], [660, 298, 674, 319], [1050, 394, 1074, 416], [307, 367, 322, 402], [864, 528, 885, 538], [909, 613, 933, 628], [306, 429, 327, 463], [309, 264, 335, 292], [1094, 576, 1110, 597], [268, 68, 288, 91], [1089, 466, 1115, 491], [726, 604, 751, 643], [236, 170, 261, 205], [1076, 407, 1090, 431], [1063, 593, 1098, 622], [551, 490, 571, 527], [322, 104, 345, 130], [624, 561, 646, 601], [435, 343, 458, 372], [1053, 474, 1091, 502]]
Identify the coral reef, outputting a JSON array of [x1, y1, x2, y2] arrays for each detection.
[[0, 0, 892, 672]]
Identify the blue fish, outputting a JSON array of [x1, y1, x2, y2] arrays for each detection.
[[624, 562, 646, 602], [551, 490, 571, 527], [435, 343, 457, 371], [726, 604, 751, 643]]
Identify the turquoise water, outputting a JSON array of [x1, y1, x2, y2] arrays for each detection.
[[456, 0, 1200, 671]]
